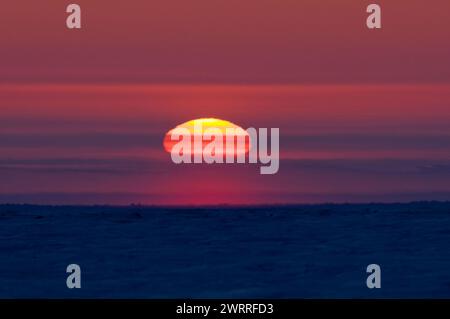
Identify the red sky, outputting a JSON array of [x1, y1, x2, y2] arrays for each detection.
[[1, 1, 450, 205], [2, 0, 450, 84]]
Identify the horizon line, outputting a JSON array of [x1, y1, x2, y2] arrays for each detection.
[[1, 200, 449, 209]]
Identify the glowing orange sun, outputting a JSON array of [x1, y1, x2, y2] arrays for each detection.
[[163, 118, 251, 158]]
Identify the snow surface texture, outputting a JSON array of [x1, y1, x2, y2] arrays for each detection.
[[0, 203, 449, 298]]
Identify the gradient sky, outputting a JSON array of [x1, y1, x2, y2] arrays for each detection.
[[1, 1, 450, 205]]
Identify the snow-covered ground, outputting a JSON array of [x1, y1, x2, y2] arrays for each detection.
[[0, 203, 450, 298]]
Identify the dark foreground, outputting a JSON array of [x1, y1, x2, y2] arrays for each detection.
[[0, 202, 449, 298]]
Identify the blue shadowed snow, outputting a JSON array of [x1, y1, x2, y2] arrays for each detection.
[[0, 203, 450, 298]]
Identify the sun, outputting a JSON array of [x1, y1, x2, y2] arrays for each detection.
[[163, 118, 250, 156]]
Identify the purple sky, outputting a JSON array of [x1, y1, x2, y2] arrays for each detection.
[[1, 1, 450, 204]]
